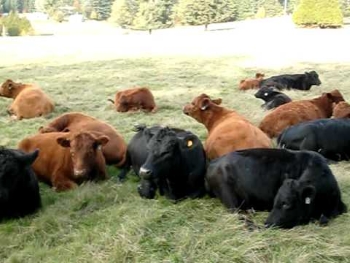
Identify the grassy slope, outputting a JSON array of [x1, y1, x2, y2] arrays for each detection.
[[0, 56, 350, 262]]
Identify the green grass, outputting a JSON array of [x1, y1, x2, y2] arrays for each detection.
[[1, 56, 350, 263]]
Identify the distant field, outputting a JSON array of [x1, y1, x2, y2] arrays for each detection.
[[0, 18, 350, 262]]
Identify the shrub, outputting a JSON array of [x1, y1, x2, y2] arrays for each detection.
[[109, 0, 139, 27], [1, 11, 34, 36], [255, 6, 266, 18], [53, 10, 65, 23], [293, 0, 343, 28]]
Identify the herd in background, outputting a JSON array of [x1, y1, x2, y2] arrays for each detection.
[[1, 70, 350, 229]]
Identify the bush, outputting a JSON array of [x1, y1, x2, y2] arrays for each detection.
[[53, 10, 65, 23], [255, 7, 266, 18], [1, 11, 34, 36], [109, 0, 139, 27], [293, 0, 343, 28]]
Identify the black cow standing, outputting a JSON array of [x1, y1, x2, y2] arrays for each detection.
[[206, 148, 346, 228], [278, 118, 350, 161], [119, 125, 207, 201], [260, 71, 321, 90], [254, 86, 292, 110], [0, 147, 41, 220]]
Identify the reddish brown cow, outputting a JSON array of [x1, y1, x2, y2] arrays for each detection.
[[333, 101, 350, 118], [183, 94, 271, 160], [259, 89, 345, 138], [18, 131, 109, 191], [38, 112, 127, 168], [108, 87, 157, 112], [239, 73, 265, 90], [0, 79, 54, 120]]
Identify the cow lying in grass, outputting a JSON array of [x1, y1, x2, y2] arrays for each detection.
[[0, 147, 41, 220], [120, 125, 206, 201], [239, 73, 265, 90], [18, 131, 109, 191], [254, 86, 292, 110], [0, 79, 54, 120], [259, 90, 345, 138], [206, 148, 347, 228]]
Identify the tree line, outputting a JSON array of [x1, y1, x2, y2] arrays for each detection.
[[0, 0, 349, 29]]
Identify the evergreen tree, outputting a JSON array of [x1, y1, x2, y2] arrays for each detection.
[[109, 0, 139, 26], [292, 0, 318, 25], [317, 0, 343, 27], [91, 0, 112, 20], [262, 0, 283, 16], [236, 0, 256, 20], [293, 0, 343, 27]]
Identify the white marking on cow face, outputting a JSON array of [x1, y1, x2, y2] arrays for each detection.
[[264, 93, 268, 96]]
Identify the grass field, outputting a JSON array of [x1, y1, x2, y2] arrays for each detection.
[[1, 18, 350, 262]]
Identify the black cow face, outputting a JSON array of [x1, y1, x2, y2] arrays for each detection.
[[0, 148, 39, 196], [255, 87, 281, 101], [139, 128, 179, 180], [265, 179, 316, 228], [306, 71, 321, 86]]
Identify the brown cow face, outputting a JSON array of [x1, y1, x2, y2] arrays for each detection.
[[326, 89, 345, 104], [183, 94, 222, 124], [0, 79, 16, 98], [57, 132, 109, 179]]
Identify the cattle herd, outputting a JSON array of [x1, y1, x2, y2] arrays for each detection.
[[0, 71, 349, 229]]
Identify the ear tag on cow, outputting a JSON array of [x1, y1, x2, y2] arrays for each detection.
[[305, 197, 311, 205], [187, 140, 193, 148], [264, 93, 268, 96], [97, 145, 102, 150]]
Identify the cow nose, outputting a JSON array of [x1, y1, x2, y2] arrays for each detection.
[[139, 167, 152, 179], [74, 169, 87, 176]]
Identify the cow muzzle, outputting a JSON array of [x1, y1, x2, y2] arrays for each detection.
[[74, 169, 87, 177], [139, 167, 152, 179]]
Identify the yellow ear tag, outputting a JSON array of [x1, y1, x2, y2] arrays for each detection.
[[187, 140, 193, 147]]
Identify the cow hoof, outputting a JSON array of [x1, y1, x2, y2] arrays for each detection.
[[319, 214, 329, 226], [10, 115, 18, 121]]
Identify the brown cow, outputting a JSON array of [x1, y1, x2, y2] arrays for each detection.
[[0, 79, 54, 120], [259, 89, 345, 138], [333, 101, 350, 118], [239, 73, 265, 90], [18, 131, 109, 191], [108, 87, 157, 112], [38, 112, 127, 168], [183, 94, 271, 160]]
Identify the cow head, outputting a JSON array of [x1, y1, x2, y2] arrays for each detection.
[[0, 147, 39, 199], [183, 94, 222, 124], [255, 73, 265, 80], [265, 179, 316, 228], [116, 95, 129, 112], [0, 79, 17, 98], [254, 86, 281, 101], [306, 71, 321, 86], [56, 132, 109, 180], [326, 89, 345, 104]]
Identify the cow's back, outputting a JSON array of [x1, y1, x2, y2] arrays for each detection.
[[11, 87, 54, 119], [206, 113, 271, 159], [259, 101, 326, 138]]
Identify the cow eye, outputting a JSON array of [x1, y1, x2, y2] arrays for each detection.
[[282, 203, 290, 210]]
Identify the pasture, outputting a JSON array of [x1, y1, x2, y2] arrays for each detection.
[[1, 17, 350, 262]]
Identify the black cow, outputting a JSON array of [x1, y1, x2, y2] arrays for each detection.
[[119, 125, 207, 200], [278, 118, 350, 161], [206, 148, 346, 228], [0, 147, 41, 220], [254, 86, 292, 110], [260, 71, 321, 90]]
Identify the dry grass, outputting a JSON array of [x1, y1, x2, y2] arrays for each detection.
[[1, 18, 350, 262]]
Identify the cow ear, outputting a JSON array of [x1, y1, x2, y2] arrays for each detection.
[[17, 149, 39, 165], [300, 185, 316, 205], [200, 98, 210, 110], [212, 98, 222, 105], [96, 135, 109, 146], [57, 137, 71, 148]]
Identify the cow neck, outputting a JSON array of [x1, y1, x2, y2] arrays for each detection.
[[204, 107, 239, 131], [11, 84, 28, 99], [311, 96, 332, 117]]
